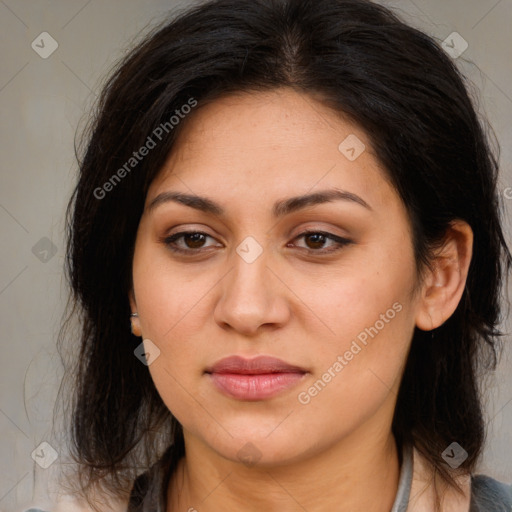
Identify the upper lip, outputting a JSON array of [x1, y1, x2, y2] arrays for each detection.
[[205, 355, 306, 375]]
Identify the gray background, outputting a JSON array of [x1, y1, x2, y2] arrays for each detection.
[[0, 0, 511, 510]]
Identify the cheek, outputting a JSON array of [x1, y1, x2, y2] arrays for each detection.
[[133, 243, 213, 340], [297, 248, 416, 396], [133, 262, 210, 423], [295, 302, 414, 430], [302, 264, 413, 344], [146, 358, 211, 439], [131, 245, 211, 406]]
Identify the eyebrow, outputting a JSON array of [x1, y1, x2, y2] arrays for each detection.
[[147, 188, 372, 217]]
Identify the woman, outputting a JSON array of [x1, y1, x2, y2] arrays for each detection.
[[58, 0, 512, 510]]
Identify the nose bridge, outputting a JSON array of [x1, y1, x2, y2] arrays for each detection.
[[214, 240, 288, 333], [231, 246, 270, 298]]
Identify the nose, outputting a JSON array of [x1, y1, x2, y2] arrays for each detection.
[[213, 246, 291, 336]]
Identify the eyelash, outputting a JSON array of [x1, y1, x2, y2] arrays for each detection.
[[162, 230, 352, 256]]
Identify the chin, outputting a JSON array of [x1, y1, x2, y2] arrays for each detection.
[[202, 426, 306, 468]]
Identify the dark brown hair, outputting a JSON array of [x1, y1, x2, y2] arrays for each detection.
[[59, 0, 511, 508]]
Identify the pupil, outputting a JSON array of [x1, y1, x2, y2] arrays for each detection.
[[306, 233, 325, 249], [186, 233, 205, 248]]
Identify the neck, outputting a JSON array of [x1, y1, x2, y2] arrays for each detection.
[[168, 427, 400, 512]]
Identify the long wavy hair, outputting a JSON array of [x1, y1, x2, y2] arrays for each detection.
[[58, 0, 511, 509]]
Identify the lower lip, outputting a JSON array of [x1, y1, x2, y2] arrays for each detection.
[[208, 372, 305, 400]]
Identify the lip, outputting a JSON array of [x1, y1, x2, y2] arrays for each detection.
[[205, 355, 307, 401], [206, 355, 306, 374]]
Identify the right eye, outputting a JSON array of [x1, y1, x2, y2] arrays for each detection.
[[162, 231, 223, 254]]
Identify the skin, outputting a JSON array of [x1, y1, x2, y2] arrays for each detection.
[[129, 88, 473, 512]]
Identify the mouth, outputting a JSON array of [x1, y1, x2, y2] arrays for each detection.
[[205, 355, 307, 401]]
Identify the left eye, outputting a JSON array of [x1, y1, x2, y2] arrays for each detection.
[[163, 230, 352, 255], [290, 231, 352, 253]]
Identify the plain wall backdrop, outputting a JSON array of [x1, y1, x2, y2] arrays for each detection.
[[0, 0, 511, 510]]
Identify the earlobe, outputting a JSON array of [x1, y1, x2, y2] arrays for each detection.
[[415, 220, 473, 332], [130, 312, 142, 337]]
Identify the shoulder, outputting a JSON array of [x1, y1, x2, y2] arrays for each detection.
[[470, 474, 512, 511], [409, 446, 512, 512], [409, 446, 473, 511], [31, 445, 179, 512]]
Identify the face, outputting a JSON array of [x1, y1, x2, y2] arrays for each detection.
[[130, 88, 423, 466]]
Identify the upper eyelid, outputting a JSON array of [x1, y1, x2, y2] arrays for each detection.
[[164, 221, 350, 237]]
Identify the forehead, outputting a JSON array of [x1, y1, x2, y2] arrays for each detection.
[[168, 88, 353, 154], [146, 88, 397, 213]]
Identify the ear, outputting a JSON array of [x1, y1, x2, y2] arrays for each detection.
[[415, 220, 473, 331], [129, 289, 142, 337]]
